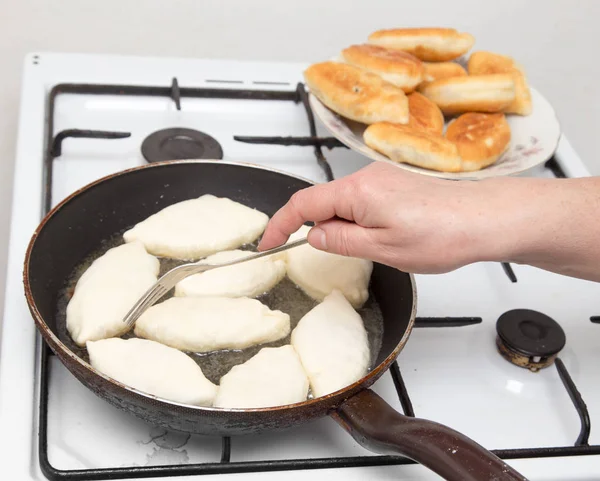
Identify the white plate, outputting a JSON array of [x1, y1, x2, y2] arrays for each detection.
[[309, 87, 561, 180]]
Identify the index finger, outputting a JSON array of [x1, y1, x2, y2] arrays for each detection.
[[258, 178, 354, 250]]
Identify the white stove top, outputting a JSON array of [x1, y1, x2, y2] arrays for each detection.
[[0, 53, 599, 481]]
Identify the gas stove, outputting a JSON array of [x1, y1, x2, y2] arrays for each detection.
[[0, 53, 599, 481]]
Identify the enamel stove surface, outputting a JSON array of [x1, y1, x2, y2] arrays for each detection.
[[0, 53, 599, 481]]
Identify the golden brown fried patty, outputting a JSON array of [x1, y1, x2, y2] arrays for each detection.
[[304, 61, 409, 124], [445, 112, 511, 171], [422, 61, 467, 83], [406, 92, 445, 135], [368, 27, 475, 62], [468, 51, 532, 116], [419, 74, 516, 116], [341, 44, 424, 93], [364, 122, 462, 172]]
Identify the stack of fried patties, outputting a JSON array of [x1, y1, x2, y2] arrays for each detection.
[[304, 28, 533, 173]]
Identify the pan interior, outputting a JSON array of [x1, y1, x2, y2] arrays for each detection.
[[55, 233, 385, 386], [27, 162, 413, 396]]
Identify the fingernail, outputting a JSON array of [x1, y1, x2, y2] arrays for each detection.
[[310, 227, 327, 250]]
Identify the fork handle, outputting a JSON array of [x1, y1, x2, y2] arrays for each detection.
[[251, 237, 308, 259], [121, 237, 310, 329], [201, 237, 309, 268]]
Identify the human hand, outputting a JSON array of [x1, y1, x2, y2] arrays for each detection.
[[259, 161, 600, 281], [259, 161, 511, 274]]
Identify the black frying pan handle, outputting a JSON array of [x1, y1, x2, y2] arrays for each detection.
[[333, 389, 528, 481]]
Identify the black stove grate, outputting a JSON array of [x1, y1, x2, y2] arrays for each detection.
[[38, 80, 599, 480]]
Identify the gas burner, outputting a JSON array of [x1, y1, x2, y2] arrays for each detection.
[[141, 128, 223, 163], [496, 309, 566, 372]]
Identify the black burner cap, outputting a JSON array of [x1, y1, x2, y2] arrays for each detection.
[[141, 128, 223, 163], [496, 309, 566, 357]]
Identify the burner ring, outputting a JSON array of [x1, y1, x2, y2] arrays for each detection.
[[141, 128, 223, 163], [496, 309, 566, 371]]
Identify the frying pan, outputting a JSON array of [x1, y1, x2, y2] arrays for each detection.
[[23, 160, 527, 481]]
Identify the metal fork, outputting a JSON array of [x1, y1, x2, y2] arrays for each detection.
[[122, 237, 308, 328]]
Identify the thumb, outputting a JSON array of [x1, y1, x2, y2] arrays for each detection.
[[307, 219, 378, 259]]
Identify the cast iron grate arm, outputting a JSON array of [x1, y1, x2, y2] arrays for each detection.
[[50, 129, 131, 157], [555, 358, 591, 446], [295, 83, 335, 182], [234, 135, 345, 149], [171, 77, 181, 111]]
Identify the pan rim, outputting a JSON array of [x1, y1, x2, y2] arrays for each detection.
[[23, 159, 418, 414]]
